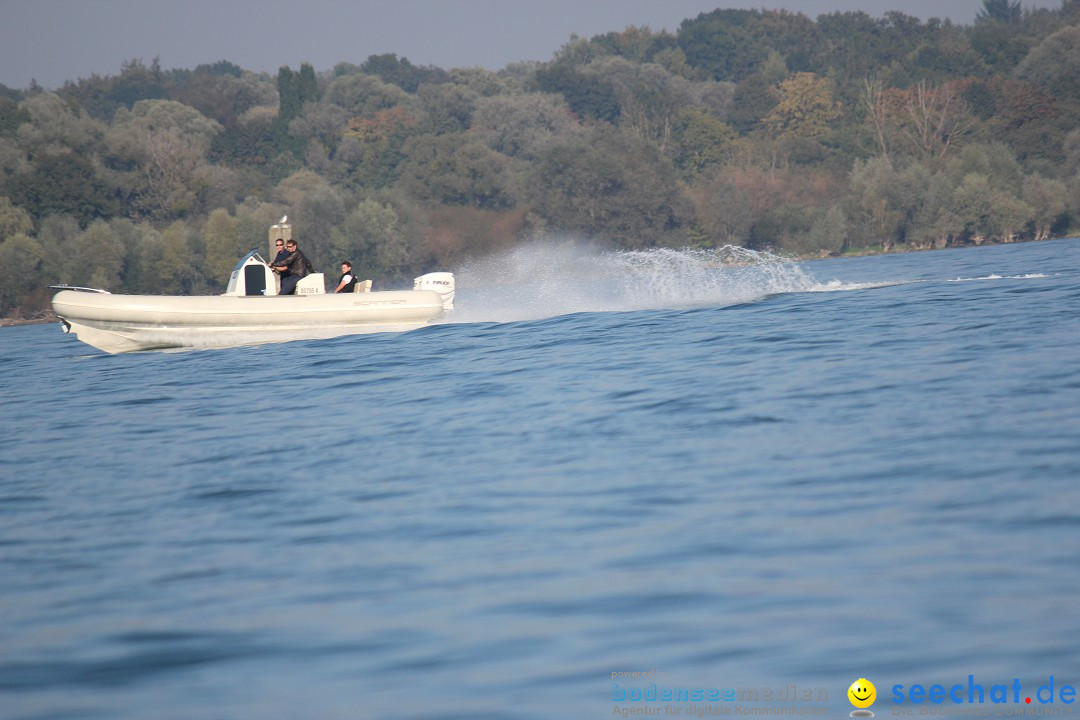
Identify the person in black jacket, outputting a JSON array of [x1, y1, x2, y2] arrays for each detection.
[[334, 261, 358, 293], [272, 240, 314, 295]]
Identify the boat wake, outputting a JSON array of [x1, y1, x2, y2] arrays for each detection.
[[448, 241, 862, 324], [947, 273, 1049, 282]]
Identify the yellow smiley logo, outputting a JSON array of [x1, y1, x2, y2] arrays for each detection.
[[848, 678, 876, 709]]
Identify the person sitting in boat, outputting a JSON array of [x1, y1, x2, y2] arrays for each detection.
[[333, 261, 358, 293], [273, 240, 314, 295]]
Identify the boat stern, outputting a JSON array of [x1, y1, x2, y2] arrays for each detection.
[[414, 272, 455, 311]]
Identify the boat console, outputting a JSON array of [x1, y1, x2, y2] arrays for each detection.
[[223, 249, 298, 296]]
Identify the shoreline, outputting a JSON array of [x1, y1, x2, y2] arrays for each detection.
[[1, 312, 58, 328]]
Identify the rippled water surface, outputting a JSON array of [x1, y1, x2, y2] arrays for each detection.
[[3, 239, 1079, 719]]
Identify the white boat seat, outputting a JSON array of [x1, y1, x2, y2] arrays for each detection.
[[354, 279, 372, 293]]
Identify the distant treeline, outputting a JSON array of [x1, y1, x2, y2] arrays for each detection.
[[3, 0, 1080, 317]]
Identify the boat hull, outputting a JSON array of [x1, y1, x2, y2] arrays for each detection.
[[51, 289, 447, 354]]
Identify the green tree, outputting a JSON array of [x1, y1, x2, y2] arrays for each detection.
[[0, 96, 29, 139], [1022, 174, 1068, 240], [652, 46, 698, 80], [946, 143, 1024, 195], [150, 220, 203, 294], [62, 220, 126, 289], [676, 9, 768, 82], [397, 135, 516, 209], [276, 63, 319, 123], [804, 204, 848, 255], [530, 127, 692, 248], [17, 91, 104, 153], [590, 25, 669, 63], [33, 214, 77, 284], [471, 93, 583, 160], [203, 207, 241, 285], [984, 77, 1062, 162], [817, 12, 894, 89], [287, 101, 349, 152], [764, 72, 841, 140], [6, 152, 119, 226], [672, 108, 737, 176], [58, 58, 168, 122], [274, 63, 320, 157], [361, 54, 448, 93], [727, 73, 777, 134], [969, 18, 1032, 74], [908, 33, 989, 83], [446, 67, 508, 98], [324, 73, 413, 118], [748, 202, 812, 251], [105, 99, 222, 218], [689, 170, 757, 246], [844, 156, 904, 248], [175, 70, 276, 128], [330, 198, 409, 279], [100, 217, 147, 292], [874, 81, 974, 167], [950, 172, 1032, 242], [417, 82, 478, 134], [210, 108, 278, 167], [588, 57, 693, 152], [276, 172, 344, 270], [0, 233, 44, 315], [533, 63, 621, 122], [297, 63, 319, 105], [338, 106, 419, 189], [1015, 26, 1080, 122], [0, 196, 33, 240]]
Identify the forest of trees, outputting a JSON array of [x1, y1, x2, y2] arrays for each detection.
[[3, 0, 1080, 318]]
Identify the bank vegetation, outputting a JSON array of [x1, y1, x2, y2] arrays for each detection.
[[3, 0, 1080, 317]]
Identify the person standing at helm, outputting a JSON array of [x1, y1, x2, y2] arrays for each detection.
[[334, 261, 358, 293], [273, 240, 314, 295], [270, 237, 289, 292], [270, 237, 289, 268]]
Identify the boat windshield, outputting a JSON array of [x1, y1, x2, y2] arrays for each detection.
[[230, 248, 265, 275]]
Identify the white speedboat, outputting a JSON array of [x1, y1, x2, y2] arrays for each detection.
[[51, 225, 455, 354]]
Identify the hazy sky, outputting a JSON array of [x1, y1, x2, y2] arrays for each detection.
[[0, 0, 1065, 90]]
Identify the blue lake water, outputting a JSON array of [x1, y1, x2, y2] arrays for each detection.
[[2, 238, 1079, 719]]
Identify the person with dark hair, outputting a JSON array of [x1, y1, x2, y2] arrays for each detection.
[[270, 238, 289, 267], [334, 261, 358, 293], [269, 237, 289, 292], [273, 240, 314, 295]]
